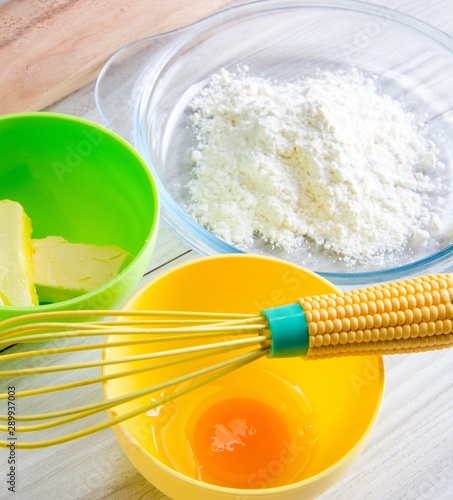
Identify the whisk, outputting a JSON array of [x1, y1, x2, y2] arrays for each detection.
[[1, 273, 452, 449]]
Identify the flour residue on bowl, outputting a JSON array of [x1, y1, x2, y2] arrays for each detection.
[[186, 67, 446, 265]]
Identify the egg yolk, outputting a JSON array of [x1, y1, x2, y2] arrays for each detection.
[[146, 364, 320, 489], [190, 397, 292, 489]]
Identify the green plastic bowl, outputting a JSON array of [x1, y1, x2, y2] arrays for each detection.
[[0, 112, 159, 321]]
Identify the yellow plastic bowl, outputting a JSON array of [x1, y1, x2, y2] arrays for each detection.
[[103, 255, 384, 499]]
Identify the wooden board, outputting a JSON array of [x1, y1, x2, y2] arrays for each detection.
[[0, 0, 239, 114]]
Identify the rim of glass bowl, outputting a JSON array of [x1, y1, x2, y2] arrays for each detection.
[[96, 0, 453, 287]]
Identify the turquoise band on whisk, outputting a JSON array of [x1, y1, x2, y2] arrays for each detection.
[[261, 303, 308, 358]]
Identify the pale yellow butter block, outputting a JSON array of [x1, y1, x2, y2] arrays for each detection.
[[32, 236, 131, 303], [0, 200, 39, 307]]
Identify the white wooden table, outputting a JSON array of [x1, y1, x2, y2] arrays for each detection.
[[1, 1, 452, 498]]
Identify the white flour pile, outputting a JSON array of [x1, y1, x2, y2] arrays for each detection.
[[187, 68, 444, 264]]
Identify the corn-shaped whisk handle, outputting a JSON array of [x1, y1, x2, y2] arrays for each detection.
[[263, 274, 453, 358]]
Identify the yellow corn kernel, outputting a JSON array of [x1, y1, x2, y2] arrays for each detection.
[[397, 311, 406, 325], [407, 295, 416, 309], [342, 295, 353, 305], [352, 303, 361, 316], [430, 290, 441, 305], [327, 319, 336, 334], [399, 296, 408, 311], [310, 309, 320, 323], [410, 324, 419, 338], [326, 297, 337, 307], [363, 329, 372, 342], [308, 322, 317, 336], [402, 325, 411, 339], [429, 305, 439, 321], [358, 316, 367, 330], [310, 299, 320, 310], [413, 307, 422, 323], [319, 298, 328, 309], [342, 317, 351, 331], [330, 333, 340, 345], [415, 293, 425, 307], [446, 302, 453, 318], [440, 289, 451, 303], [419, 323, 428, 337], [344, 304, 353, 317], [371, 329, 380, 341], [358, 292, 368, 304], [381, 312, 390, 327], [421, 306, 431, 321], [394, 326, 403, 339], [435, 320, 444, 335], [424, 292, 433, 306], [327, 306, 337, 319], [334, 296, 345, 306], [374, 289, 384, 300], [383, 298, 392, 311], [350, 316, 359, 330], [376, 300, 385, 314], [368, 301, 377, 315], [389, 311, 398, 326], [437, 304, 446, 320], [404, 309, 413, 324], [391, 297, 401, 311], [333, 318, 342, 333], [421, 280, 431, 291]]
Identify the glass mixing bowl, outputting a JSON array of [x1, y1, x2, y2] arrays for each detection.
[[95, 0, 453, 286]]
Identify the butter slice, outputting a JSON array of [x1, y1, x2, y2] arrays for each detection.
[[0, 200, 39, 307], [32, 236, 131, 303]]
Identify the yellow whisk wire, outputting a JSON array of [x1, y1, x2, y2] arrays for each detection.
[[0, 309, 259, 338], [0, 325, 268, 362], [0, 315, 265, 343], [0, 347, 269, 449], [0, 345, 248, 407], [1, 345, 269, 427], [0, 334, 269, 377]]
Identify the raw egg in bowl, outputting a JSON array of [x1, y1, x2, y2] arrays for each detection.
[[102, 255, 384, 499]]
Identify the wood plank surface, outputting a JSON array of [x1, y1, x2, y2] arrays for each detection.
[[0, 0, 237, 114]]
